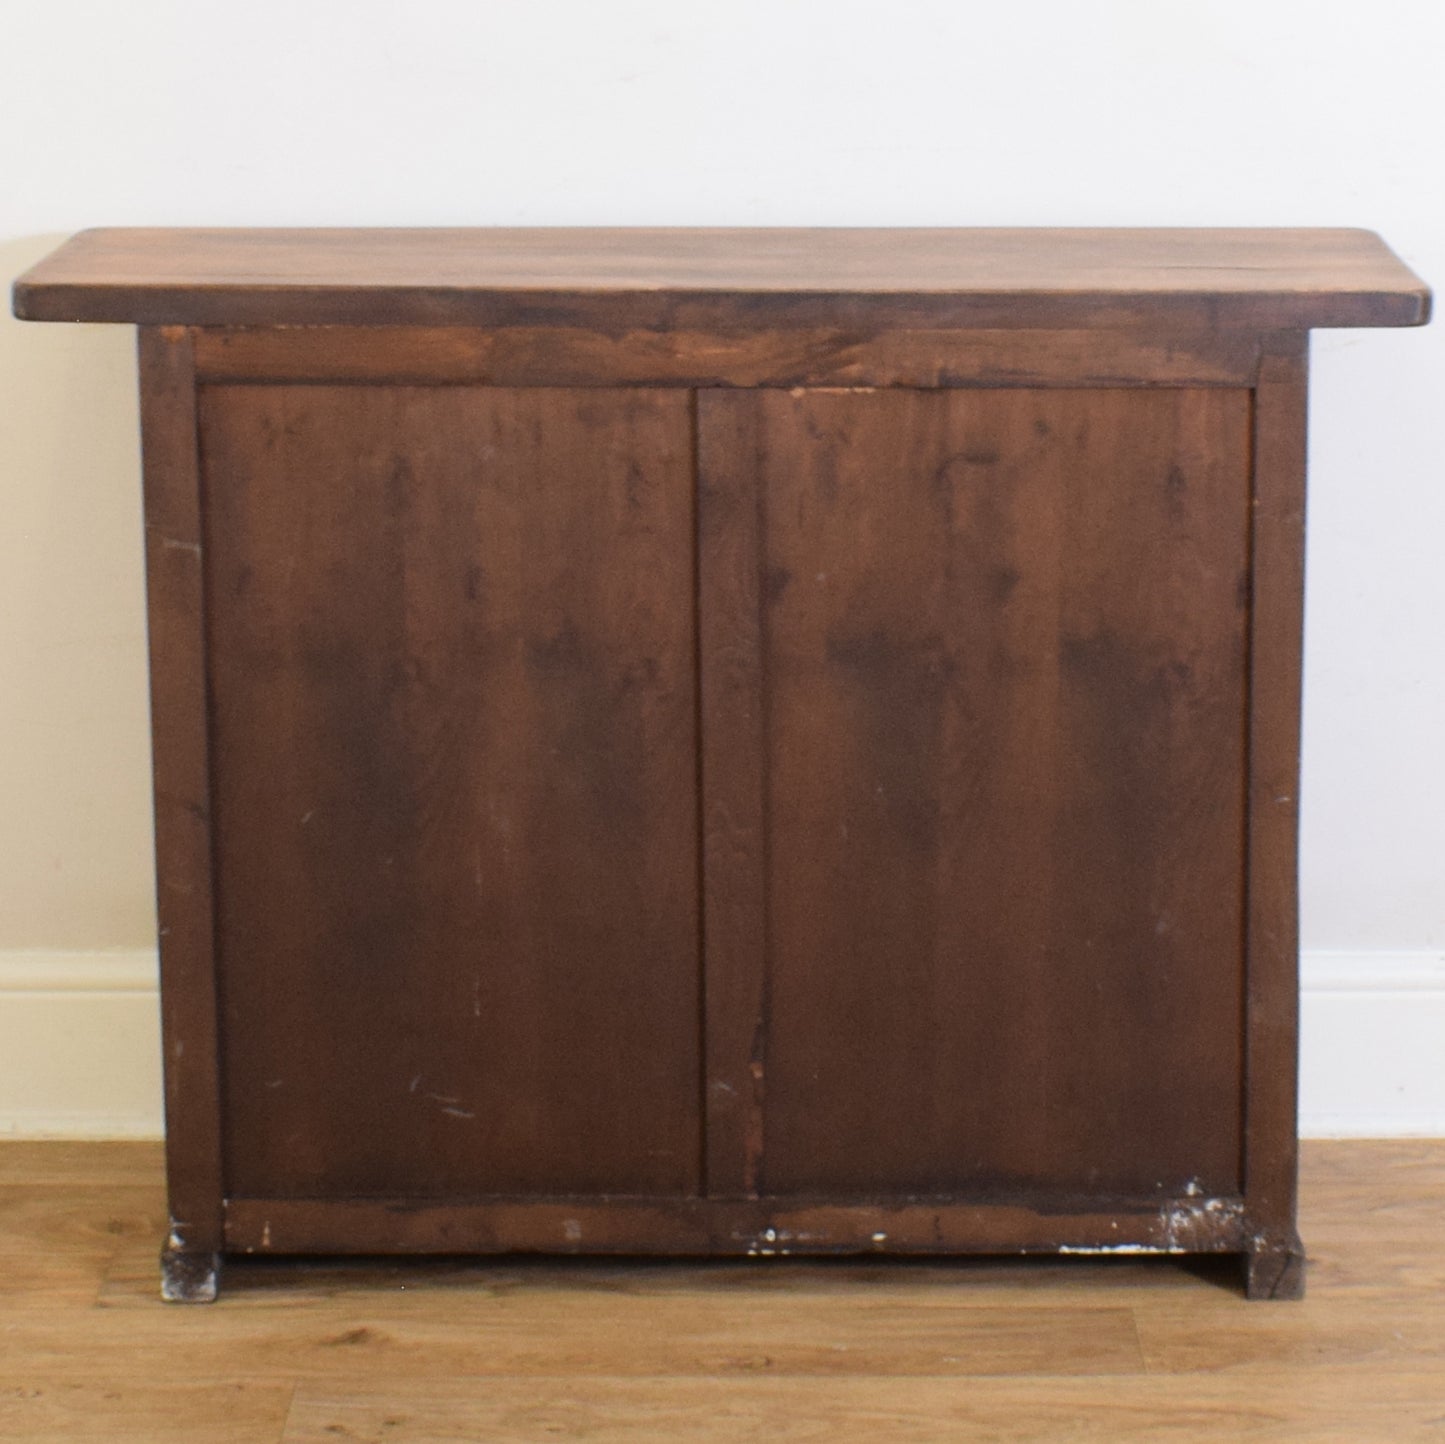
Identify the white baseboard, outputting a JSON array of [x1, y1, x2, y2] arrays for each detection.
[[1, 948, 1441, 1140], [0, 950, 162, 1139], [1299, 951, 1445, 1137]]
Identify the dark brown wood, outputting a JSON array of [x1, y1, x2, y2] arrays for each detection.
[[1242, 334, 1311, 1297], [13, 228, 1430, 331], [1244, 1230, 1307, 1301], [199, 383, 701, 1200], [222, 1192, 1249, 1257], [17, 229, 1425, 1303], [159, 1246, 220, 1304], [137, 327, 225, 1278], [189, 325, 1265, 389], [697, 392, 769, 1197], [722, 386, 1251, 1199]]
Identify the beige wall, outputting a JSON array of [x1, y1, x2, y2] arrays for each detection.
[[1, 236, 155, 951], [3, 0, 1444, 1134]]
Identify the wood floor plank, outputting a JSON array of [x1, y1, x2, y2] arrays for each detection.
[[0, 1380, 293, 1444], [279, 1372, 1445, 1443], [1298, 1138, 1445, 1225], [0, 1185, 162, 1256], [0, 1250, 112, 1311], [1, 1139, 1443, 1443], [1, 1297, 1144, 1380], [0, 1183, 160, 1310], [1134, 1294, 1445, 1375], [1284, 1222, 1445, 1297], [0, 1142, 163, 1188]]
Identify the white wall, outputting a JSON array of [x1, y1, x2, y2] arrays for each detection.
[[2, 0, 1442, 1133]]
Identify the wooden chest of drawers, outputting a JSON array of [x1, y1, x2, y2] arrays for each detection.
[[14, 228, 1429, 1300]]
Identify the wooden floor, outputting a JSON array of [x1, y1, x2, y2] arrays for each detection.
[[1, 1141, 1442, 1441]]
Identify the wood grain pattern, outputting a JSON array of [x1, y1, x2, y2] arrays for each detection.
[[21, 229, 1411, 1296], [2, 1141, 1443, 1441], [1242, 334, 1311, 1299], [13, 228, 1430, 330], [0, 1383, 295, 1444], [220, 1193, 1248, 1256], [279, 1372, 1445, 1444], [190, 325, 1266, 389], [736, 387, 1252, 1199], [697, 392, 768, 1197], [136, 327, 224, 1265], [3, 1299, 1149, 1382], [198, 384, 700, 1199]]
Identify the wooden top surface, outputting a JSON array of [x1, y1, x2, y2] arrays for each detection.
[[12, 227, 1430, 330]]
